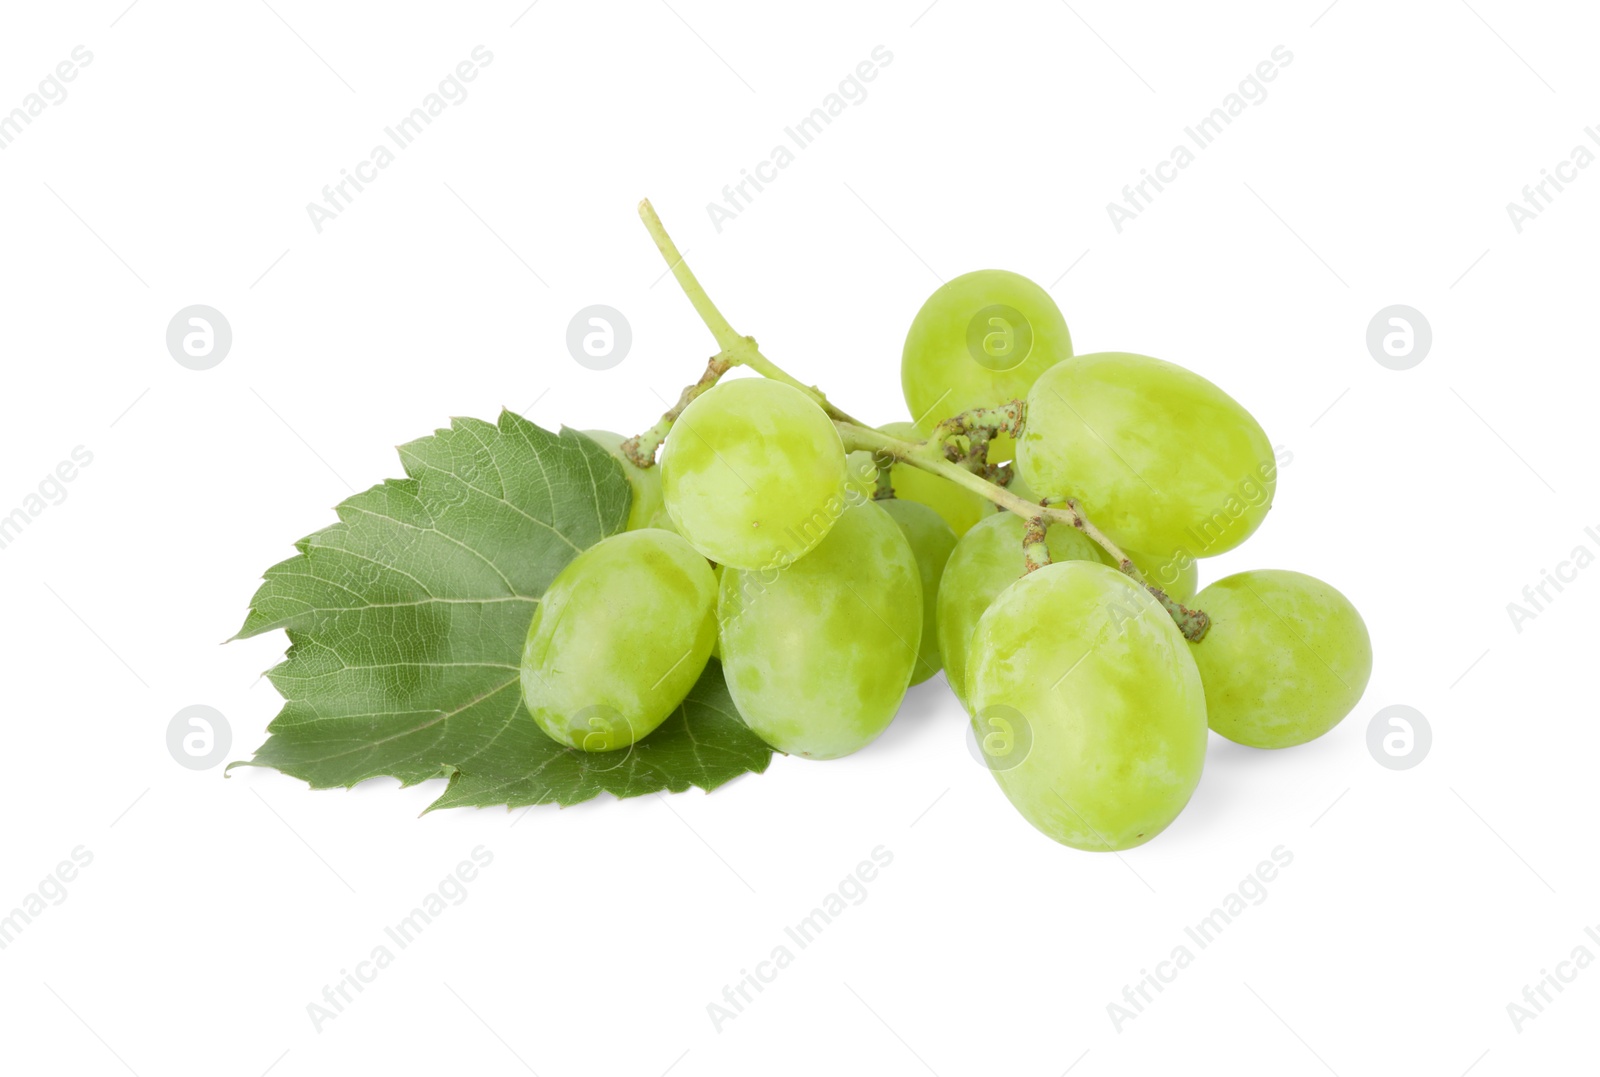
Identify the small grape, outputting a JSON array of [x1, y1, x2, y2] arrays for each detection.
[[719, 501, 921, 759], [1016, 352, 1276, 559], [936, 511, 1103, 711], [521, 530, 717, 751], [966, 560, 1208, 851], [901, 270, 1072, 462], [660, 378, 848, 570], [879, 498, 958, 685], [1188, 569, 1372, 748], [582, 429, 672, 532], [846, 421, 992, 536]]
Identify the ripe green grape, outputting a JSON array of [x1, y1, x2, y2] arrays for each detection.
[[879, 498, 958, 685], [521, 530, 717, 751], [1188, 569, 1372, 748], [660, 378, 848, 571], [966, 560, 1208, 851], [901, 270, 1072, 462], [582, 429, 672, 532], [719, 501, 921, 758], [1016, 352, 1276, 558], [846, 421, 992, 536], [936, 511, 1104, 711], [1125, 548, 1199, 603]]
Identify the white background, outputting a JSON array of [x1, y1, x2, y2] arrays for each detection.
[[0, 1, 1594, 1074]]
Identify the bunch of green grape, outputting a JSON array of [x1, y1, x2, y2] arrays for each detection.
[[516, 254, 1370, 855]]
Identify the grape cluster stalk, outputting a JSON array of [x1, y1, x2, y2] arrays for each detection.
[[625, 199, 1212, 642]]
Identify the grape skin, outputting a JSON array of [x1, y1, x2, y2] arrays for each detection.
[[879, 498, 958, 685], [582, 429, 672, 532], [1016, 352, 1276, 559], [936, 511, 1105, 712], [847, 421, 993, 536], [1188, 569, 1372, 749], [901, 270, 1073, 462], [966, 560, 1208, 851], [719, 501, 921, 759], [660, 378, 848, 571], [521, 530, 717, 751]]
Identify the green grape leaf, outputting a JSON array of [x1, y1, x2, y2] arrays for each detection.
[[230, 410, 773, 811]]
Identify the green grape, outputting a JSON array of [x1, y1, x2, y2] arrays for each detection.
[[846, 421, 992, 536], [719, 501, 921, 759], [1188, 569, 1372, 748], [901, 270, 1072, 462], [521, 530, 717, 751], [936, 511, 1104, 711], [1125, 548, 1199, 603], [660, 378, 848, 571], [582, 429, 672, 532], [966, 560, 1207, 851], [879, 498, 958, 685], [1016, 352, 1276, 559], [709, 563, 724, 660]]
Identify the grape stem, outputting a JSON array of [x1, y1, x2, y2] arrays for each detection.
[[621, 353, 733, 467], [1022, 515, 1051, 573], [634, 197, 1211, 641], [637, 199, 869, 429], [838, 422, 1211, 641]]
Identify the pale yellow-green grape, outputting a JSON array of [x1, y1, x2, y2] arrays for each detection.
[[1188, 569, 1372, 748], [966, 561, 1208, 851], [879, 499, 957, 685], [847, 421, 992, 536], [719, 501, 921, 759], [660, 378, 848, 571], [902, 270, 1072, 463], [1125, 548, 1199, 603], [521, 530, 717, 751], [1016, 353, 1276, 558], [582, 429, 672, 532], [709, 563, 724, 660], [936, 511, 1103, 711]]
